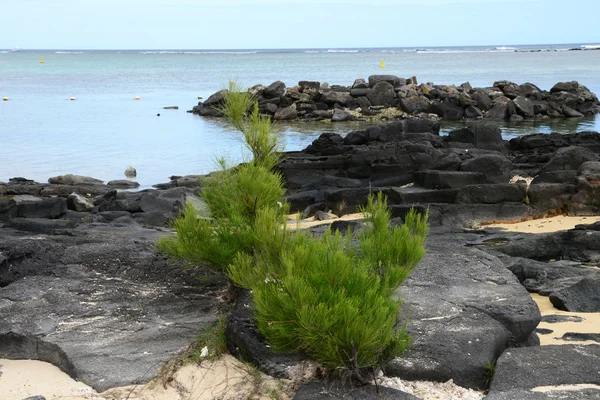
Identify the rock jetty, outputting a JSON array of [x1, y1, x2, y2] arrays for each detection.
[[190, 77, 600, 122]]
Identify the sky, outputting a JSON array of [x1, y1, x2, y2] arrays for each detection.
[[1, 0, 599, 50]]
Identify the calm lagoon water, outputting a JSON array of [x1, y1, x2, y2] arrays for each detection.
[[1, 45, 600, 188]]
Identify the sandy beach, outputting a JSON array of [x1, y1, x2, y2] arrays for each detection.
[[486, 215, 600, 347]]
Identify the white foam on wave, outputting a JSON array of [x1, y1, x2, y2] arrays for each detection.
[[582, 44, 600, 50], [417, 49, 476, 54], [140, 50, 258, 54], [496, 46, 517, 51], [55, 51, 84, 54], [327, 49, 359, 53]]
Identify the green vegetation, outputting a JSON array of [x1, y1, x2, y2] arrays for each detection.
[[187, 317, 229, 363], [159, 81, 428, 381], [158, 81, 287, 270], [484, 360, 496, 386]]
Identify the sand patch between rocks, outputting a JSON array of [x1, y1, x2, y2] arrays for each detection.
[[532, 383, 600, 392], [485, 215, 600, 347], [531, 294, 600, 346], [484, 215, 600, 234], [0, 355, 292, 400]]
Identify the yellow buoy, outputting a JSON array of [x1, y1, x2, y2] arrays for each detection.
[[135, 96, 141, 100], [70, 97, 76, 101], [197, 96, 203, 100], [40, 57, 45, 63], [3, 97, 8, 101], [380, 60, 385, 69]]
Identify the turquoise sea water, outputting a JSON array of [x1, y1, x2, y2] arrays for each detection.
[[2, 44, 600, 188]]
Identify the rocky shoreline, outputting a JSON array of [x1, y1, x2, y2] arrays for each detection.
[[191, 76, 600, 123], [2, 121, 600, 399]]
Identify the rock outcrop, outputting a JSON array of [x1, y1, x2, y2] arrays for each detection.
[[0, 223, 227, 392], [277, 121, 600, 227], [191, 77, 600, 122]]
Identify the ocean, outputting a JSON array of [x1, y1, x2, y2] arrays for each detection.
[[2, 44, 600, 189]]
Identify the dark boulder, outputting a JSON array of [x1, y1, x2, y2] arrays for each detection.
[[349, 88, 371, 97], [502, 257, 599, 295], [351, 78, 368, 89], [471, 90, 493, 111], [320, 91, 353, 107], [66, 193, 95, 212], [40, 184, 114, 197], [485, 103, 510, 120], [550, 81, 582, 94], [460, 154, 512, 184], [489, 345, 600, 393], [429, 101, 464, 120], [446, 125, 504, 152], [387, 241, 540, 389], [298, 81, 320, 92], [415, 170, 487, 189], [0, 198, 17, 221], [274, 104, 298, 120], [494, 80, 521, 99], [368, 75, 404, 88], [548, 91, 579, 109], [285, 190, 321, 213], [0, 228, 227, 392], [366, 81, 396, 107], [513, 96, 535, 118], [528, 183, 578, 214], [518, 82, 543, 100], [399, 96, 429, 114], [465, 106, 483, 119], [538, 146, 599, 174], [549, 277, 600, 312], [15, 197, 67, 219], [6, 218, 77, 234], [48, 174, 103, 186], [107, 180, 140, 189], [530, 170, 577, 185], [355, 96, 371, 111], [331, 108, 350, 122], [202, 89, 228, 107], [562, 105, 584, 118], [455, 184, 526, 204], [263, 80, 286, 98]]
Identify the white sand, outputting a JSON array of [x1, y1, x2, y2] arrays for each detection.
[[532, 294, 600, 346], [0, 359, 98, 400], [484, 215, 600, 234], [0, 355, 293, 400]]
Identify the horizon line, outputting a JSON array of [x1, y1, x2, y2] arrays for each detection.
[[3, 42, 599, 52]]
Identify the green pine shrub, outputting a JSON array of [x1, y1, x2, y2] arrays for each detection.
[[158, 81, 287, 271], [228, 193, 428, 380], [159, 81, 428, 381]]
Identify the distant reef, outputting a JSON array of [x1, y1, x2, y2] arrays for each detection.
[[189, 76, 600, 122]]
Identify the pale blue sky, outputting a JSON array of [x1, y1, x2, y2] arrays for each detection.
[[2, 0, 599, 49]]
